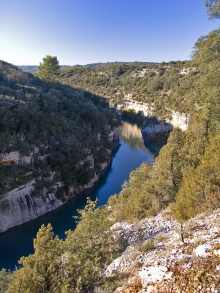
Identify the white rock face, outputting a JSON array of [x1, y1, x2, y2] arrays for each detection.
[[180, 67, 196, 75], [132, 68, 158, 78], [168, 111, 190, 131], [0, 180, 64, 233], [0, 127, 119, 233], [1, 151, 20, 164], [195, 244, 212, 257], [1, 149, 40, 165], [111, 209, 220, 292], [142, 121, 173, 135], [0, 166, 104, 233], [139, 266, 172, 288], [117, 100, 190, 131], [109, 127, 120, 141]]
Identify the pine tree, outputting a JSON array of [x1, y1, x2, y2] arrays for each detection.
[[8, 224, 67, 293], [36, 55, 60, 80], [205, 0, 220, 19]]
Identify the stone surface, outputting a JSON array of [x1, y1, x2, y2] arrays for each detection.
[[106, 209, 220, 292], [139, 266, 172, 288]]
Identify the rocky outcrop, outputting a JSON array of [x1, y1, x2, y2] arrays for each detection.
[[0, 179, 64, 233], [116, 100, 190, 132], [106, 208, 220, 293], [141, 117, 173, 144], [141, 111, 190, 145], [168, 110, 190, 131], [0, 127, 119, 233], [1, 150, 35, 166], [116, 99, 190, 148]]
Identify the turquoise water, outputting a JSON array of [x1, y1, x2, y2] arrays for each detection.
[[0, 120, 156, 270]]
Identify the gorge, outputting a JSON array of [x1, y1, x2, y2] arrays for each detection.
[[0, 119, 157, 270]]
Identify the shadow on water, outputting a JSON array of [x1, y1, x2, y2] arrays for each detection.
[[0, 119, 157, 270]]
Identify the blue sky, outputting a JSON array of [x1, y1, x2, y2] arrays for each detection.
[[0, 0, 218, 65]]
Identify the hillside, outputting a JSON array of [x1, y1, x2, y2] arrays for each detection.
[[0, 61, 120, 232], [0, 25, 219, 292], [59, 60, 197, 119], [18, 62, 158, 74], [0, 2, 220, 291]]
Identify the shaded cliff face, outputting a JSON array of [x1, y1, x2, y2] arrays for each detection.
[[141, 117, 173, 146], [0, 61, 120, 232], [141, 111, 189, 147]]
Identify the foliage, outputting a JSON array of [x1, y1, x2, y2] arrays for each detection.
[[8, 224, 68, 293], [2, 2, 220, 290], [0, 60, 120, 197], [205, 0, 220, 19], [59, 60, 196, 118], [0, 269, 10, 293], [36, 55, 60, 80], [8, 200, 124, 293], [108, 162, 158, 222], [174, 135, 220, 221], [140, 238, 156, 253]]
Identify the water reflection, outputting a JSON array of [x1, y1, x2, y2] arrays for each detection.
[[0, 119, 155, 270], [120, 121, 151, 152]]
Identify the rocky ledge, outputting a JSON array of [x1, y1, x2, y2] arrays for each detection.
[[105, 208, 220, 293]]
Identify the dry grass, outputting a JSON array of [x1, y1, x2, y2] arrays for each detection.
[[141, 238, 156, 253]]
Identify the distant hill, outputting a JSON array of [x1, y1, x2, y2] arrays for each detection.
[[75, 61, 158, 69], [17, 65, 38, 73], [18, 62, 158, 73], [18, 65, 72, 74]]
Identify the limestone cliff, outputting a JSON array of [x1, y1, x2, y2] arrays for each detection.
[[0, 179, 63, 233], [0, 127, 119, 233], [116, 99, 190, 145]]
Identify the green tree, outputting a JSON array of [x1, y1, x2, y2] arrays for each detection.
[[174, 135, 220, 221], [8, 224, 68, 293], [64, 198, 120, 292], [36, 55, 60, 80], [8, 201, 122, 293], [0, 269, 10, 293], [205, 0, 220, 19]]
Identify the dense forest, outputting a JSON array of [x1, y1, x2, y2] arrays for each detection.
[[0, 1, 220, 292], [0, 61, 120, 200], [59, 59, 199, 119]]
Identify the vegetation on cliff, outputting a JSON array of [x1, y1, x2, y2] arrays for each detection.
[[0, 61, 120, 202], [0, 1, 220, 292]]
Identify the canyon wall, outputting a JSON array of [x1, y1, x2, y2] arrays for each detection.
[[0, 128, 119, 233]]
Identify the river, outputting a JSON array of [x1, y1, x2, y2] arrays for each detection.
[[0, 120, 158, 270]]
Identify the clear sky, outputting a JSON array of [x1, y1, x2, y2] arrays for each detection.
[[0, 0, 218, 66]]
